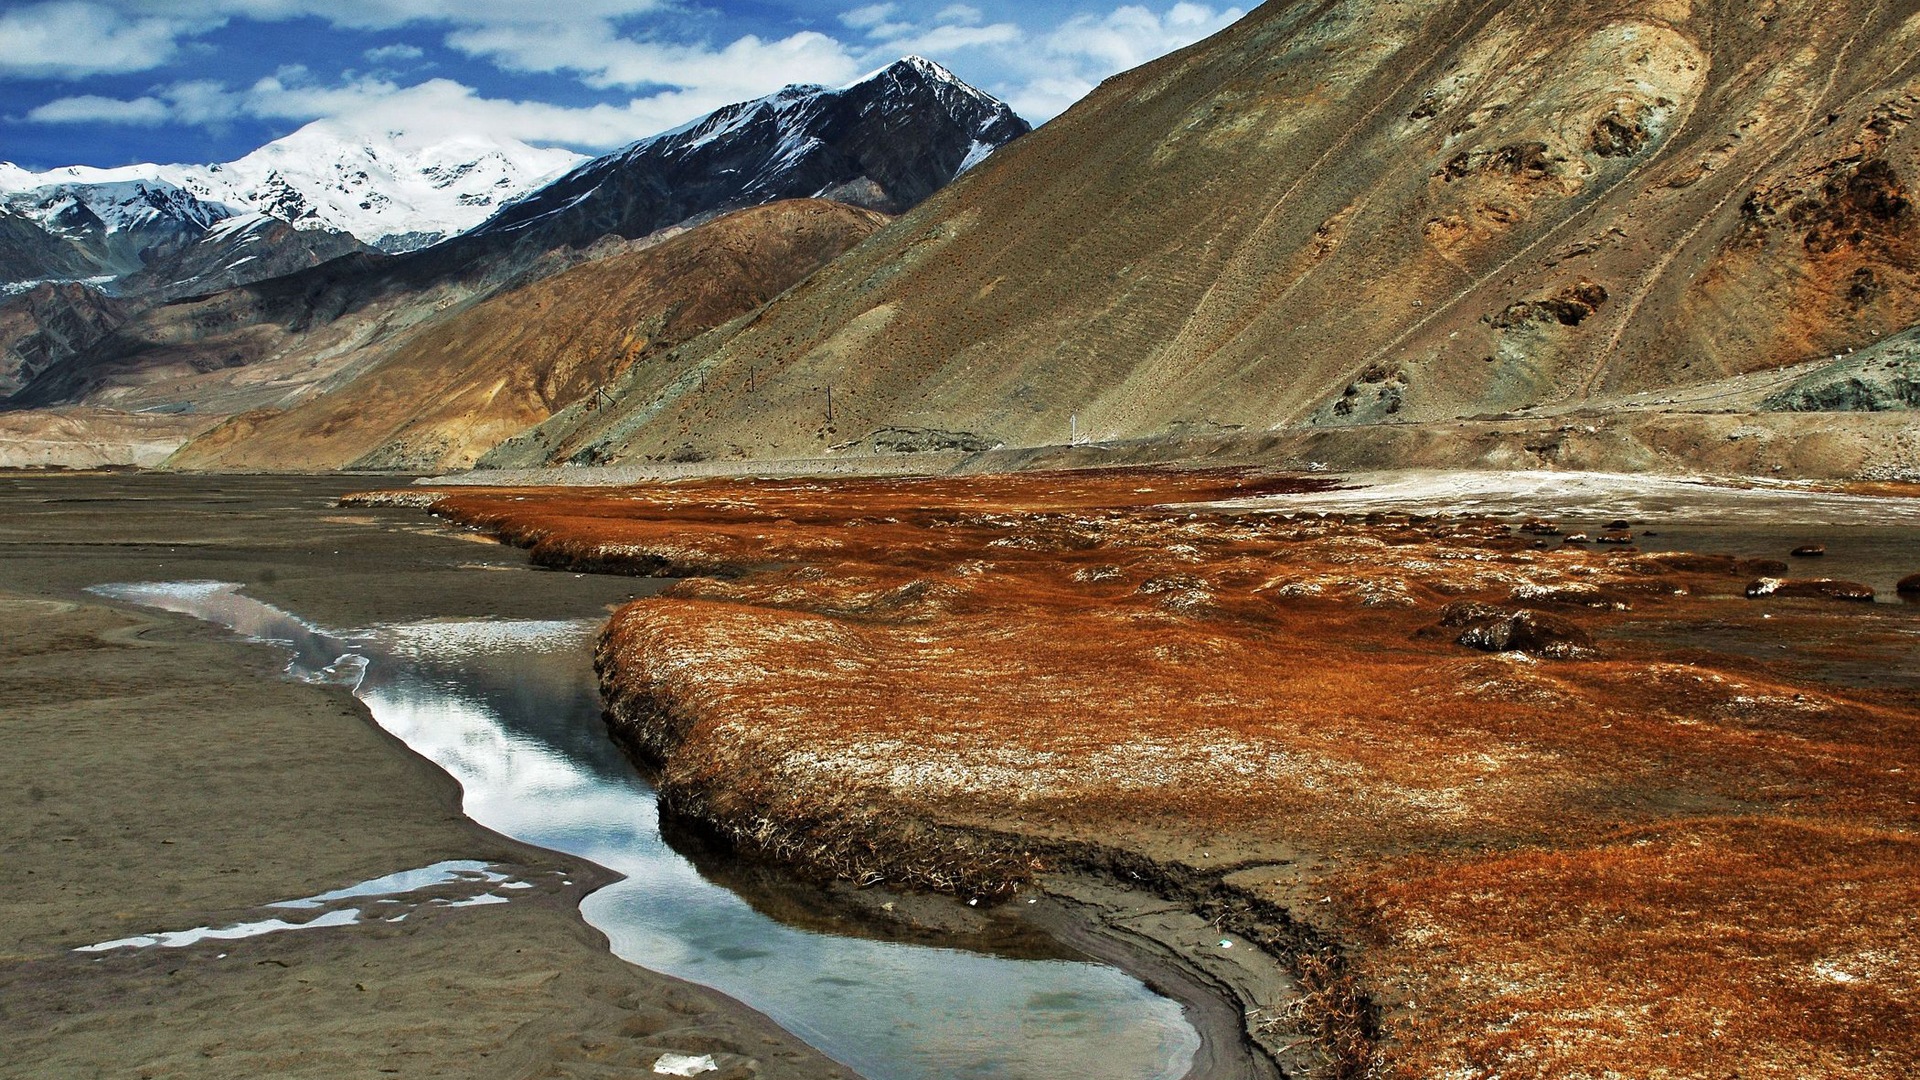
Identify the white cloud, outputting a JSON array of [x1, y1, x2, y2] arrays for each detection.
[[447, 23, 863, 98], [0, 1, 673, 80], [0, 2, 210, 79], [999, 2, 1244, 120], [836, 0, 1021, 79], [882, 22, 1021, 55], [80, 0, 670, 31], [240, 77, 720, 147], [26, 93, 172, 125], [15, 0, 1250, 155], [1002, 75, 1098, 126], [364, 43, 425, 63], [1044, 3, 1238, 71], [834, 0, 1245, 123], [839, 4, 897, 31], [23, 67, 848, 151]]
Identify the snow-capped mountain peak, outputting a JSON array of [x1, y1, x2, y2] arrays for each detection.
[[0, 122, 584, 253], [469, 56, 1029, 249], [845, 54, 967, 92], [1, 175, 229, 237]]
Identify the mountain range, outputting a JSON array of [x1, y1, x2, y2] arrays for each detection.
[[1, 123, 583, 259], [0, 57, 1029, 469], [7, 6, 1917, 481]]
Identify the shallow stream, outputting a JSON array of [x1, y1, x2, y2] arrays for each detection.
[[90, 580, 1199, 1080]]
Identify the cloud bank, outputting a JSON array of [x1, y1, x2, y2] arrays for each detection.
[[8, 0, 1246, 154]]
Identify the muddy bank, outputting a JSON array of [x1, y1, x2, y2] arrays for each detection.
[[0, 473, 851, 1080], [428, 409, 1920, 489], [378, 468, 1920, 1079]]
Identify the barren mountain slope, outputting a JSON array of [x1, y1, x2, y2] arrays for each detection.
[[169, 201, 887, 472], [0, 283, 128, 399], [511, 0, 1920, 469]]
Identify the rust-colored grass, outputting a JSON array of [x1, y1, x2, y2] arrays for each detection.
[[352, 467, 1920, 1078]]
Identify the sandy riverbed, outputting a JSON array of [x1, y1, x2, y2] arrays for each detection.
[[0, 472, 856, 1080]]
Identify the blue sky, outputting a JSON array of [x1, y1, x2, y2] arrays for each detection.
[[0, 0, 1246, 169]]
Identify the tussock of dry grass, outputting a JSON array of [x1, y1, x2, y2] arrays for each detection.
[[355, 467, 1920, 1078]]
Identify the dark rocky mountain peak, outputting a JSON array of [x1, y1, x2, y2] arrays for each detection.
[[466, 56, 1029, 252]]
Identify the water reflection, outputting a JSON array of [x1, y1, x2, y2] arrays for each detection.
[[90, 581, 1199, 1080]]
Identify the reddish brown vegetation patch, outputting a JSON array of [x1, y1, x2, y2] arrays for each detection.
[[354, 468, 1920, 1078]]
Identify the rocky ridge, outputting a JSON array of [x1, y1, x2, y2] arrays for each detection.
[[467, 56, 1027, 254]]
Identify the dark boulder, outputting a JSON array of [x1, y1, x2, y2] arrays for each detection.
[[1433, 601, 1597, 659], [1791, 544, 1827, 557], [1899, 573, 1920, 596], [1744, 578, 1875, 602]]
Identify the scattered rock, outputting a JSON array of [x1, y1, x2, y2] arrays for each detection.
[[1897, 573, 1920, 595], [1589, 108, 1652, 157], [1520, 519, 1561, 535], [1509, 583, 1631, 610], [1606, 519, 1632, 530], [1744, 578, 1875, 602], [1759, 313, 1919, 413], [1432, 601, 1596, 659], [848, 427, 1002, 454], [1597, 529, 1635, 544], [1437, 141, 1553, 183], [1562, 532, 1591, 544], [1493, 279, 1609, 328], [1791, 544, 1826, 557]]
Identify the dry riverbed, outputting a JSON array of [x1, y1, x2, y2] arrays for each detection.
[[0, 473, 854, 1080], [358, 467, 1920, 1079]]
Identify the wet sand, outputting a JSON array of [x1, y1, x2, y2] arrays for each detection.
[[0, 473, 854, 1080]]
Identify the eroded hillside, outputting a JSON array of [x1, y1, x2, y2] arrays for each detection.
[[510, 0, 1920, 473], [170, 201, 887, 472]]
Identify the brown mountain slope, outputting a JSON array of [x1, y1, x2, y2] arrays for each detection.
[[506, 0, 1920, 471], [169, 201, 887, 471]]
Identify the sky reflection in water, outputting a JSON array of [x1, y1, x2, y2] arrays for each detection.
[[90, 581, 1198, 1080]]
